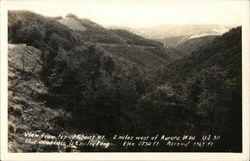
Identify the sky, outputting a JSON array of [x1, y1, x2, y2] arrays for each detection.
[[5, 0, 247, 27]]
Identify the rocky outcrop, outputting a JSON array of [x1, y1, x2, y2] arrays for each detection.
[[8, 44, 69, 152], [8, 44, 42, 89]]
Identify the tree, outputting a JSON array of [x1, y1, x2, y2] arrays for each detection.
[[16, 25, 45, 45]]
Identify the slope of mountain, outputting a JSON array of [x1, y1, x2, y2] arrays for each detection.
[[8, 10, 242, 152], [8, 11, 186, 72], [96, 44, 167, 69], [159, 27, 242, 152], [57, 17, 87, 31], [156, 35, 217, 56], [175, 35, 217, 54], [110, 29, 161, 46], [162, 27, 241, 83], [156, 36, 188, 48], [111, 24, 234, 55], [8, 44, 72, 152]]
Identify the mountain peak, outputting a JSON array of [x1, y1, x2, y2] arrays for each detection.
[[58, 17, 87, 31], [65, 13, 79, 19]]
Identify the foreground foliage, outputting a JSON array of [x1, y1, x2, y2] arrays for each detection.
[[8, 10, 242, 152]]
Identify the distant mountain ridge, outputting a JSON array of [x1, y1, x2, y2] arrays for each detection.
[[161, 26, 241, 85], [109, 24, 236, 39], [8, 11, 187, 72], [157, 35, 218, 55], [109, 24, 235, 55], [175, 35, 217, 54], [7, 10, 242, 152], [157, 27, 242, 152]]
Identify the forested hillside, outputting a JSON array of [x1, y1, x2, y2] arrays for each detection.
[[8, 44, 71, 152], [175, 35, 217, 54], [8, 10, 242, 152], [157, 27, 242, 151], [157, 35, 217, 55], [9, 11, 186, 72]]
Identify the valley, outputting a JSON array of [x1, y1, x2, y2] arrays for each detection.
[[7, 10, 242, 152]]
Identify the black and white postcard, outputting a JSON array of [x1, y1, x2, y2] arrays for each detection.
[[0, 0, 249, 160]]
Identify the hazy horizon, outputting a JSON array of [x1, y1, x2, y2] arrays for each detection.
[[105, 23, 239, 29], [5, 0, 246, 28]]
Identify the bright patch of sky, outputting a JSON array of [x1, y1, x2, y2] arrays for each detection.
[[5, 0, 247, 27]]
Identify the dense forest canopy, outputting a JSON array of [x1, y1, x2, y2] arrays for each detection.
[[8, 10, 242, 152]]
